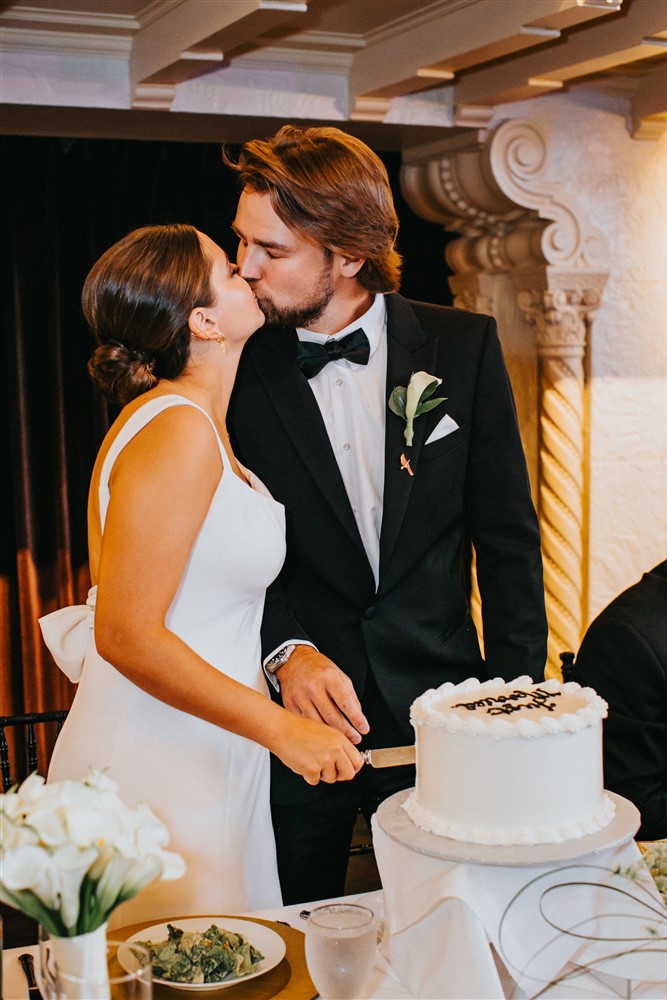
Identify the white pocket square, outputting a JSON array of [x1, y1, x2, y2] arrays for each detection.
[[425, 413, 459, 445]]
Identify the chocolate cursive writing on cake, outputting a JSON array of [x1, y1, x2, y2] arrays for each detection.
[[453, 687, 561, 716]]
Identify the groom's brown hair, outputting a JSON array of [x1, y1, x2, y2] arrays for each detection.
[[224, 125, 402, 294]]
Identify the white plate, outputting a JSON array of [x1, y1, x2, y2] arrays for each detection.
[[122, 917, 286, 992]]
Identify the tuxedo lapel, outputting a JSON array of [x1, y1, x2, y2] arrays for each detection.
[[379, 295, 439, 582], [250, 327, 369, 560]]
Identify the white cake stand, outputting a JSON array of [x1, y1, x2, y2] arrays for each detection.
[[376, 788, 641, 867]]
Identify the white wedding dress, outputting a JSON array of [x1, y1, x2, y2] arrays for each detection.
[[41, 395, 285, 924]]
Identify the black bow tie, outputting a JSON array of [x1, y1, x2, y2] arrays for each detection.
[[296, 328, 371, 379]]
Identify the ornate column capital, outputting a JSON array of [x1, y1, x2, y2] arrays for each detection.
[[514, 277, 608, 359]]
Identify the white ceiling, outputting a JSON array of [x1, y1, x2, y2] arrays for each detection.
[[1, 0, 666, 143]]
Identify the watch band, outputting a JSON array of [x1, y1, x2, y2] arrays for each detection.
[[265, 643, 297, 674]]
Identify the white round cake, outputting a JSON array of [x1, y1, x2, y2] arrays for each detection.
[[402, 675, 616, 846]]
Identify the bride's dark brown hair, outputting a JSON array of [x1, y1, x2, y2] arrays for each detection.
[[83, 223, 214, 404]]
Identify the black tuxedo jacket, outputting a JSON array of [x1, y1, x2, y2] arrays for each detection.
[[229, 294, 547, 799], [574, 561, 667, 840]]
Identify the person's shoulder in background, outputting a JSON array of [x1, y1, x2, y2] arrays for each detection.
[[575, 560, 667, 841]]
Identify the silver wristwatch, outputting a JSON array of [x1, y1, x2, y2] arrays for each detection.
[[265, 643, 297, 674]]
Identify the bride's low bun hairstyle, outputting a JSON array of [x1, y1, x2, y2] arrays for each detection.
[[87, 342, 159, 404], [83, 224, 214, 404]]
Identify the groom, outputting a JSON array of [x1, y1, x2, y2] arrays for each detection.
[[226, 125, 547, 903]]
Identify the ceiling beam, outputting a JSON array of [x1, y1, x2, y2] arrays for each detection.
[[130, 0, 307, 88], [0, 102, 467, 152], [452, 0, 667, 107], [631, 60, 667, 137], [348, 0, 622, 105]]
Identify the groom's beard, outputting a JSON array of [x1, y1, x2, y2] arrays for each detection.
[[253, 262, 335, 329]]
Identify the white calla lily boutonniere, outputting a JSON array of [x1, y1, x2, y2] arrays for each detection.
[[389, 371, 446, 475]]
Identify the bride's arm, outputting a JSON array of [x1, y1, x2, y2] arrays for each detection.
[[95, 405, 362, 786]]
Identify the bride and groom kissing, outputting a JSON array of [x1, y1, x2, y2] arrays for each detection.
[[41, 124, 547, 923]]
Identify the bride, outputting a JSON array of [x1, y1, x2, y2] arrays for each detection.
[[41, 223, 363, 924]]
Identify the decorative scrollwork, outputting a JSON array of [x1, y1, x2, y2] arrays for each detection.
[[490, 120, 609, 271]]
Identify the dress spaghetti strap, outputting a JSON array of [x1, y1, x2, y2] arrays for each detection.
[[97, 394, 229, 529]]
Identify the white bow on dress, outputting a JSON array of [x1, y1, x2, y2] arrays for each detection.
[[38, 585, 97, 683]]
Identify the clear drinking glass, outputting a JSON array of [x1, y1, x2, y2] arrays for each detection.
[[305, 903, 376, 1000], [38, 932, 152, 1000]]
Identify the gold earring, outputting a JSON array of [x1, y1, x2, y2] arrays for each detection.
[[216, 333, 226, 353]]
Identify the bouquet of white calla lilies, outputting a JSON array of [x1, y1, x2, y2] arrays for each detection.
[[0, 769, 185, 936], [389, 371, 446, 447]]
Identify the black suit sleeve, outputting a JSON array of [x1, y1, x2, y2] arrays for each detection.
[[260, 578, 313, 661], [464, 319, 547, 681], [575, 616, 667, 841]]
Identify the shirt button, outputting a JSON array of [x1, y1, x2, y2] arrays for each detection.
[[343, 443, 350, 451], [336, 378, 343, 387]]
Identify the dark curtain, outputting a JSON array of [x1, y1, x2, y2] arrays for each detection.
[[0, 134, 452, 763]]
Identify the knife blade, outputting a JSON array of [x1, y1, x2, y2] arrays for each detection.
[[361, 745, 415, 767], [19, 953, 44, 1000]]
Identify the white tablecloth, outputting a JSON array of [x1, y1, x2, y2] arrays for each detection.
[[3, 868, 666, 998], [371, 813, 667, 1000]]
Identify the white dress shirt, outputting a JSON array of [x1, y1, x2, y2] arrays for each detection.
[[296, 293, 387, 588], [263, 295, 387, 680]]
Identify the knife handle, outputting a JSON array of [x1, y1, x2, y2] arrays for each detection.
[[19, 952, 43, 999]]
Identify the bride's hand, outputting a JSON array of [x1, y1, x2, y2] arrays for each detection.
[[271, 714, 364, 786]]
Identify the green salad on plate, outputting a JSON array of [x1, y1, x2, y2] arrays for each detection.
[[138, 923, 264, 984]]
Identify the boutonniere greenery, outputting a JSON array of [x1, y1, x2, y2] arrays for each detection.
[[389, 371, 446, 475]]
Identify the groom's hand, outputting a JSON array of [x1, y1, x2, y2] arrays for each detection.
[[276, 645, 369, 745]]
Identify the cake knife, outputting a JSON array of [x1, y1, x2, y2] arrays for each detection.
[[361, 745, 415, 767]]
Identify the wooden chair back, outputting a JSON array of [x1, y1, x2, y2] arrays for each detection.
[[0, 710, 68, 791]]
